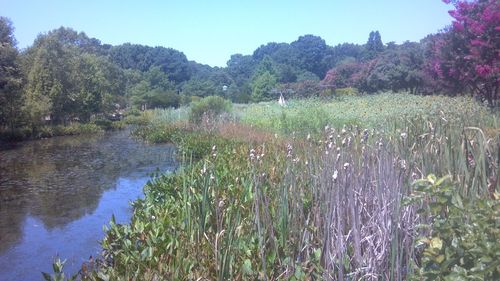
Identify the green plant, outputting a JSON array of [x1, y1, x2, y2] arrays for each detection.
[[189, 96, 232, 123], [42, 258, 77, 281], [407, 175, 500, 280]]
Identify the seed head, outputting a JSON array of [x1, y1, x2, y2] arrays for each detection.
[[332, 170, 338, 181]]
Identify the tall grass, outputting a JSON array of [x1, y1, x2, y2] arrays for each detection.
[[240, 93, 498, 135]]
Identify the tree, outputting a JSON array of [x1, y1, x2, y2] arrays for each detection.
[[322, 62, 363, 90], [364, 31, 384, 59], [291, 35, 328, 78], [251, 71, 278, 102], [109, 44, 191, 84], [127, 67, 179, 109], [429, 0, 499, 106], [182, 79, 218, 97], [0, 17, 23, 132]]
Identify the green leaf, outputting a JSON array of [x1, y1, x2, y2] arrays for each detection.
[[242, 259, 253, 275], [430, 237, 443, 250]]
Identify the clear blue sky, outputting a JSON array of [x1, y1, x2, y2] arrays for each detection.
[[1, 0, 453, 67]]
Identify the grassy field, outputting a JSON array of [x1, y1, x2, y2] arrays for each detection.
[[55, 94, 499, 280]]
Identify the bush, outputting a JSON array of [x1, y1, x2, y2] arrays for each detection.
[[189, 96, 232, 123], [407, 175, 500, 280]]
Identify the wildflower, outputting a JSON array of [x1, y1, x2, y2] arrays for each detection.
[[151, 215, 156, 219], [343, 162, 350, 169], [400, 132, 407, 140], [210, 174, 215, 180]]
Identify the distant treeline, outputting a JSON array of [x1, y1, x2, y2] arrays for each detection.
[[0, 0, 498, 133]]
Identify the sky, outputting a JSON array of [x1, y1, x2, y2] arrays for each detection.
[[1, 0, 453, 67]]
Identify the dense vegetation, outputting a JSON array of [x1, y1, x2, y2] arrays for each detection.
[[45, 94, 496, 280], [1, 0, 498, 141]]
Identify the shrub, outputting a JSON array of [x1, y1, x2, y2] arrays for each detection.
[[407, 175, 500, 280], [189, 96, 232, 123]]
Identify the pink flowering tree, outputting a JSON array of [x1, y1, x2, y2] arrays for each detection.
[[430, 0, 499, 106]]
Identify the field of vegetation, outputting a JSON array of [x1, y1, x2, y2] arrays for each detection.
[[44, 94, 498, 281]]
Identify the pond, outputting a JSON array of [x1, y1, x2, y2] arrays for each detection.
[[0, 129, 177, 280]]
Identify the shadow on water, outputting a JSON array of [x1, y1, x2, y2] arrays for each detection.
[[0, 129, 177, 280]]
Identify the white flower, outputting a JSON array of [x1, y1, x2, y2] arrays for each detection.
[[343, 162, 350, 169]]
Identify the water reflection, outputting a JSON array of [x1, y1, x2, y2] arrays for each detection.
[[0, 130, 177, 280]]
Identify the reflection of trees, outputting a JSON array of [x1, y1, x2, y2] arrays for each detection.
[[0, 130, 177, 252], [0, 195, 27, 253]]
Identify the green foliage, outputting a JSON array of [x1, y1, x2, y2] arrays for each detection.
[[408, 175, 500, 280], [42, 258, 77, 281], [127, 67, 179, 110], [0, 16, 23, 132], [240, 93, 497, 134], [189, 96, 232, 123], [250, 71, 278, 102], [182, 78, 218, 97]]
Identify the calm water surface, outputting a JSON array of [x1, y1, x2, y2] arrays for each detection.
[[0, 130, 177, 281]]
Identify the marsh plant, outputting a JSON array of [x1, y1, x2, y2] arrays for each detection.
[[57, 95, 499, 280]]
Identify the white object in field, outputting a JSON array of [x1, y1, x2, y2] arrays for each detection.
[[278, 93, 287, 106]]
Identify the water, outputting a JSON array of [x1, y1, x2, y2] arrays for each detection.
[[0, 129, 177, 280]]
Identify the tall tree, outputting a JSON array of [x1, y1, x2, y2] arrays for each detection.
[[0, 17, 23, 132], [365, 31, 384, 59], [290, 35, 329, 78]]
